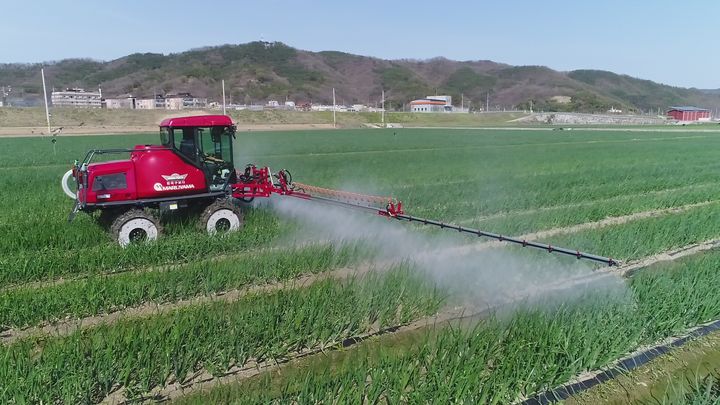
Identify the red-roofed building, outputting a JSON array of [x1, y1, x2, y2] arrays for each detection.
[[410, 95, 453, 112], [667, 106, 710, 121]]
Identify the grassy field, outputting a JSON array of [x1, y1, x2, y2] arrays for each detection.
[[2, 127, 720, 402]]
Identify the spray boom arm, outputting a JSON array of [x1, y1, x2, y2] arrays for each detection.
[[231, 165, 618, 267]]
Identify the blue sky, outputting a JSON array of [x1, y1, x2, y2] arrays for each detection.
[[2, 0, 718, 88]]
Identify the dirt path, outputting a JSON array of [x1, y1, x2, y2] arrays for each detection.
[[615, 238, 720, 276]]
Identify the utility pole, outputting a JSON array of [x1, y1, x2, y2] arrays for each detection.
[[41, 68, 51, 136], [332, 87, 337, 128], [486, 92, 489, 112], [461, 93, 464, 112], [222, 80, 226, 115], [0, 86, 11, 107], [381, 89, 385, 126]]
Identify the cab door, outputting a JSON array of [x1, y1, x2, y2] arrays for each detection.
[[197, 126, 235, 191]]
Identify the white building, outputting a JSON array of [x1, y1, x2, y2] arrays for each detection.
[[135, 93, 206, 110], [165, 93, 207, 109], [310, 104, 349, 112], [136, 96, 166, 109], [51, 88, 102, 108], [410, 95, 453, 113], [105, 95, 136, 109]]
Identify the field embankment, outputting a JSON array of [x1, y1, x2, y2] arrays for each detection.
[[514, 111, 666, 125], [0, 107, 532, 136]]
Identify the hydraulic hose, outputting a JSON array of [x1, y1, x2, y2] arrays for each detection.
[[61, 169, 76, 199]]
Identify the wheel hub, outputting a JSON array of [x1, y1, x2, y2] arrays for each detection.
[[205, 208, 242, 235], [215, 218, 232, 233], [116, 217, 159, 247], [128, 227, 148, 242]]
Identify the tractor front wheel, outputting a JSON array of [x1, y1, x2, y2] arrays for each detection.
[[200, 200, 244, 235], [110, 209, 162, 247]]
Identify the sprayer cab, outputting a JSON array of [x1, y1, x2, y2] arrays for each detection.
[[158, 115, 237, 191]]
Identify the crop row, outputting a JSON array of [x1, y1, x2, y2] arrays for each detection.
[[0, 243, 362, 332], [178, 247, 720, 404], [419, 199, 720, 274], [0, 267, 443, 403], [548, 201, 720, 262], [467, 182, 720, 236], [413, 185, 719, 244], [666, 372, 720, 404], [403, 159, 720, 223], [0, 207, 283, 288]]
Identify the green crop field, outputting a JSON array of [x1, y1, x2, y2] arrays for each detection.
[[2, 127, 720, 403]]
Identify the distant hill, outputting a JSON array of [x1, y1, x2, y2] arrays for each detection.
[[2, 41, 719, 113]]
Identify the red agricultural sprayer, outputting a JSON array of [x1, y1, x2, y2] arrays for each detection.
[[62, 115, 617, 266]]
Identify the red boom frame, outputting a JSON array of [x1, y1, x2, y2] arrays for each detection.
[[229, 165, 616, 267], [230, 165, 404, 217]]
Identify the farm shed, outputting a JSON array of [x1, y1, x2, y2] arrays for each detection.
[[667, 106, 710, 121]]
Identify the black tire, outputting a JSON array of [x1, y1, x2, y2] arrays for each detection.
[[199, 199, 244, 235], [110, 209, 162, 247]]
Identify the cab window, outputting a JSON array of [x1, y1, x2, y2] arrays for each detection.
[[198, 126, 233, 163], [172, 128, 198, 160], [159, 127, 171, 146], [92, 173, 127, 191]]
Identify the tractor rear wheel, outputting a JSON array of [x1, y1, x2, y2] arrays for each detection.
[[110, 209, 162, 247], [199, 199, 243, 235]]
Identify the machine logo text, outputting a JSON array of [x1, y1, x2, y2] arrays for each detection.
[[155, 173, 195, 191]]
